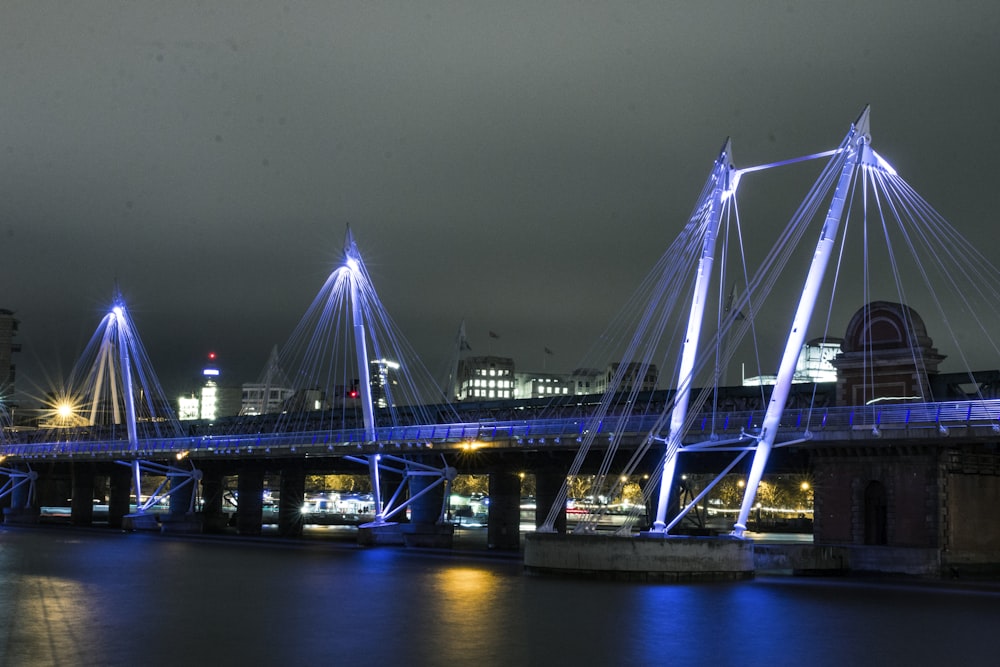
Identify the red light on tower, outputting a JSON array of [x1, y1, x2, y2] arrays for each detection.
[[203, 351, 220, 378]]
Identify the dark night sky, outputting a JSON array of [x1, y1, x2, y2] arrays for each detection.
[[3, 2, 999, 405]]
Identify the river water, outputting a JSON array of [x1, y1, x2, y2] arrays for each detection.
[[0, 525, 997, 666]]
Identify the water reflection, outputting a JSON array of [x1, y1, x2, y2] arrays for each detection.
[[0, 527, 998, 666], [425, 567, 508, 663], [4, 575, 100, 665]]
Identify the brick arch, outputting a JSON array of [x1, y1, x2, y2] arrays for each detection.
[[831, 301, 945, 406], [842, 301, 934, 353]]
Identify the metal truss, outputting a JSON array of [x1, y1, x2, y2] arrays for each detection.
[[344, 452, 456, 526], [0, 464, 37, 507], [115, 459, 202, 513]]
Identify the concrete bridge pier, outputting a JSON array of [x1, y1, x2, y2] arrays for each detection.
[[488, 469, 521, 551], [400, 461, 454, 548], [357, 476, 407, 546], [236, 466, 265, 536], [199, 466, 228, 533], [168, 475, 193, 515], [161, 469, 202, 533], [70, 463, 96, 526], [3, 463, 40, 524], [108, 465, 132, 529], [812, 445, 1000, 577], [535, 468, 568, 533], [278, 464, 305, 538], [37, 465, 70, 511]]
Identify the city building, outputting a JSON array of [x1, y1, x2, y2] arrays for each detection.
[[370, 358, 400, 408], [830, 302, 944, 405], [240, 383, 297, 416], [240, 346, 295, 416], [455, 355, 515, 401], [596, 361, 659, 395], [513, 371, 572, 399], [0, 309, 21, 407], [177, 353, 241, 421], [742, 337, 843, 387], [568, 368, 601, 396]]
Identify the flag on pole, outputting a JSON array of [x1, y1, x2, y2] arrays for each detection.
[[544, 347, 554, 355], [489, 331, 500, 339]]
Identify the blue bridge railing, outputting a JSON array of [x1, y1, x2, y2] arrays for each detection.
[[3, 398, 1000, 460]]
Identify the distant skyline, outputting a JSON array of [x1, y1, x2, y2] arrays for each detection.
[[3, 2, 1000, 405]]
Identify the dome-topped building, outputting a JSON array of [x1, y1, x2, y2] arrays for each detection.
[[831, 301, 946, 406]]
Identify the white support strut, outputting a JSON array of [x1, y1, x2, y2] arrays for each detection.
[[651, 139, 736, 532], [345, 227, 385, 524], [732, 106, 871, 537]]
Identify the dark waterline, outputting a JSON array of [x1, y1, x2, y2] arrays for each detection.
[[1, 525, 998, 667]]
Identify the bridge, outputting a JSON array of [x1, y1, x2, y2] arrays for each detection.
[[6, 397, 1000, 462], [3, 106, 1000, 577]]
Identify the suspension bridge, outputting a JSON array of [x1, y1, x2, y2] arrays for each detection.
[[3, 106, 1000, 577]]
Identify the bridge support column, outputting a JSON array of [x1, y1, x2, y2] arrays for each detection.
[[200, 467, 228, 533], [168, 475, 194, 516], [237, 466, 265, 536], [108, 465, 132, 528], [535, 469, 567, 534], [278, 464, 305, 538], [71, 463, 96, 526], [3, 464, 40, 524], [488, 470, 521, 551], [11, 468, 31, 507], [161, 469, 201, 533], [36, 464, 69, 509], [401, 461, 453, 548]]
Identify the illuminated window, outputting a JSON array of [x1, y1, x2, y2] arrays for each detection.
[[178, 396, 200, 421], [200, 385, 218, 421]]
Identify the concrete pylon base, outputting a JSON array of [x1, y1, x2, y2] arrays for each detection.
[[121, 513, 160, 531], [2, 507, 41, 524], [200, 511, 231, 533], [524, 533, 755, 582], [401, 523, 454, 548], [160, 513, 203, 534], [357, 522, 404, 546]]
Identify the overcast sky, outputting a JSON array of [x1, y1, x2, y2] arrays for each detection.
[[3, 1, 999, 403]]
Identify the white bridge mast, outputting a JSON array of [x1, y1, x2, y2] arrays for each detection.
[[651, 139, 737, 532], [344, 227, 385, 524], [732, 106, 871, 537]]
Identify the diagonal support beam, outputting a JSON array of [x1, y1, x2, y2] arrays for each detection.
[[732, 106, 871, 537], [651, 138, 737, 533]]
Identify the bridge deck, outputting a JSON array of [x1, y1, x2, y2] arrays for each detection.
[[3, 398, 999, 463]]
